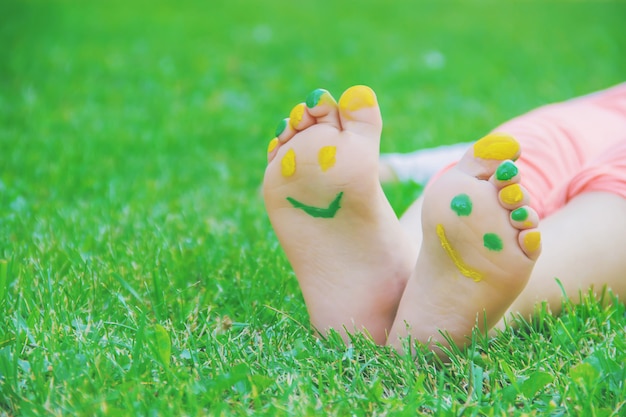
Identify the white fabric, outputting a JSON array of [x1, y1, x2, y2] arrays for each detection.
[[380, 142, 471, 183]]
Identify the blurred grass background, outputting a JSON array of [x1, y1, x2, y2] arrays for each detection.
[[1, 0, 625, 415]]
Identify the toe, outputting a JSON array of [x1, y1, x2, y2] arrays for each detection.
[[306, 88, 341, 126], [510, 205, 539, 229], [289, 102, 316, 131], [490, 160, 520, 188], [498, 183, 530, 210], [519, 229, 542, 260], [457, 132, 521, 179], [337, 85, 383, 139], [267, 137, 280, 162], [275, 117, 297, 144]]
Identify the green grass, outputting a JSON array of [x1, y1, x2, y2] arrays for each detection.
[[1, 0, 625, 415]]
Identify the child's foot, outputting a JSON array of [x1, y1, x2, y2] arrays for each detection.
[[389, 133, 541, 354], [263, 86, 417, 343]]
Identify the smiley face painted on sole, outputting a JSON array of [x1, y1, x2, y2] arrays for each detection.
[[266, 136, 344, 218], [266, 86, 383, 221], [437, 185, 538, 281]]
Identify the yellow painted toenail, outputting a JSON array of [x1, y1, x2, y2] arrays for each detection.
[[338, 85, 376, 112], [318, 146, 337, 172], [267, 138, 279, 153], [500, 184, 524, 205], [473, 132, 520, 160], [436, 224, 484, 282], [281, 148, 296, 177], [289, 103, 306, 129], [523, 231, 541, 252]]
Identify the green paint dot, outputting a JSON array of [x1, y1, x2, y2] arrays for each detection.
[[511, 207, 529, 222], [496, 160, 519, 181], [275, 119, 287, 137], [451, 194, 472, 216], [483, 233, 503, 251], [306, 89, 327, 108]]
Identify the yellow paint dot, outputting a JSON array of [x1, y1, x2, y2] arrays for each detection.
[[500, 184, 524, 205], [289, 103, 306, 129], [473, 132, 520, 160], [338, 85, 377, 113], [318, 146, 337, 172], [523, 231, 541, 252], [317, 91, 334, 107], [281, 148, 296, 177], [436, 224, 484, 282], [522, 221, 533, 228], [267, 137, 278, 153]]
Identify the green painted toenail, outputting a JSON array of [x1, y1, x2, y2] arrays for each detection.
[[496, 160, 518, 181], [483, 233, 503, 251], [511, 207, 529, 222], [306, 89, 327, 108], [451, 194, 472, 216], [275, 119, 288, 137]]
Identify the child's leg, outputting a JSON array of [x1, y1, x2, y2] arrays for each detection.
[[263, 87, 417, 344], [391, 84, 626, 352], [389, 135, 541, 355]]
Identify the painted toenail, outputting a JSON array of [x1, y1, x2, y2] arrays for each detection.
[[496, 160, 518, 181], [289, 103, 306, 128], [318, 146, 337, 172], [523, 231, 541, 252], [511, 207, 528, 222], [500, 184, 524, 205], [267, 138, 279, 153], [281, 148, 296, 177], [450, 194, 472, 216], [437, 224, 483, 282], [275, 119, 288, 137], [473, 133, 520, 160], [306, 89, 329, 108], [483, 233, 503, 251], [339, 85, 376, 112]]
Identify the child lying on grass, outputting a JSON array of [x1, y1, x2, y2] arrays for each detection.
[[263, 83, 626, 357]]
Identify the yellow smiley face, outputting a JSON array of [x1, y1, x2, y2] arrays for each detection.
[[278, 145, 341, 218]]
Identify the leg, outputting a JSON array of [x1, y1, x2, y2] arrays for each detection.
[[388, 135, 541, 355], [263, 87, 417, 344], [393, 84, 626, 353]]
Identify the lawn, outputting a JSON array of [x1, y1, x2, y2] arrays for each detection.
[[1, 0, 625, 415]]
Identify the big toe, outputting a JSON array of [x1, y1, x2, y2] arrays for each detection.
[[337, 85, 383, 139], [457, 132, 521, 179]]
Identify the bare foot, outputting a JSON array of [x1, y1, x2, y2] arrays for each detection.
[[263, 86, 417, 343], [389, 133, 541, 355]]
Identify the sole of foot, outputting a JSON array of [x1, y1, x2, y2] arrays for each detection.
[[263, 86, 417, 344], [389, 133, 541, 356]]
